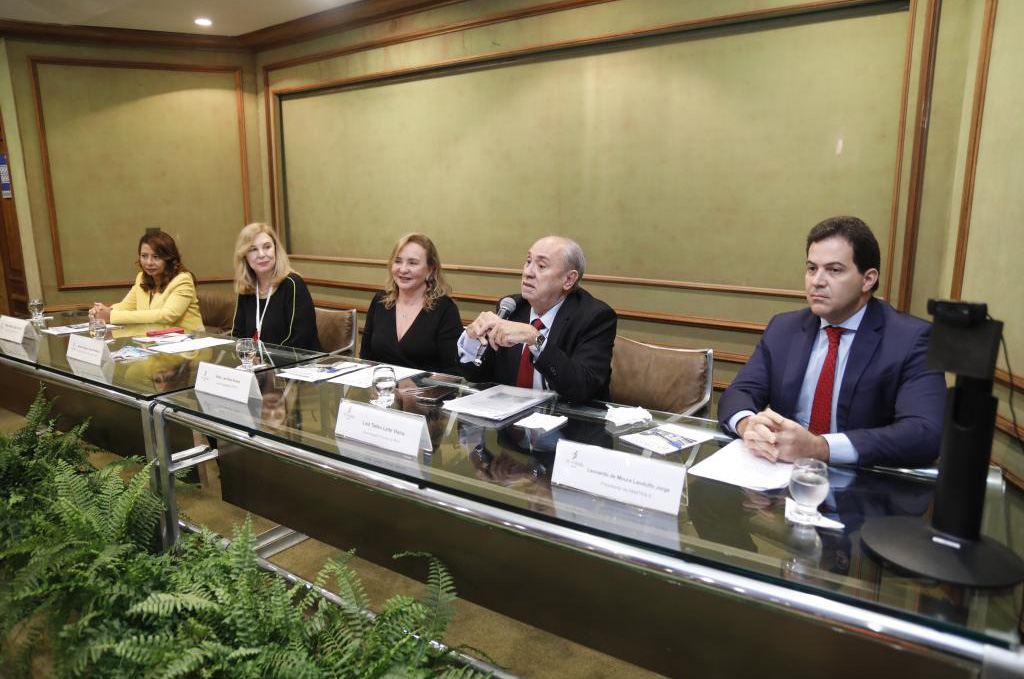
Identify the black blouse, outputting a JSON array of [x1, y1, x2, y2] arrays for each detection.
[[360, 292, 462, 375], [232, 272, 321, 351]]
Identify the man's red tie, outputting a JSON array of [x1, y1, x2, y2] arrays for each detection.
[[515, 319, 546, 388], [808, 326, 845, 435]]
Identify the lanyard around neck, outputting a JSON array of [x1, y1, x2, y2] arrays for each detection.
[[254, 285, 274, 341]]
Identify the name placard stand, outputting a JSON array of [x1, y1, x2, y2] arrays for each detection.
[[66, 333, 112, 365], [551, 439, 686, 515], [194, 362, 262, 403], [335, 399, 432, 457], [0, 315, 39, 343]]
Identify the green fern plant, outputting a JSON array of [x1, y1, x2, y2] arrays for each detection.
[[1, 391, 495, 679]]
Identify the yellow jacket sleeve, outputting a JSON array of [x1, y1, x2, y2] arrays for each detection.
[[112, 273, 143, 311], [110, 272, 201, 328]]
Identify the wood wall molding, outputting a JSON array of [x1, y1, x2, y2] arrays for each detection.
[[291, 254, 806, 299], [949, 0, 999, 301], [0, 1, 474, 52], [57, 276, 234, 291], [261, 0, 618, 73], [312, 296, 751, 368], [995, 368, 1023, 394], [895, 0, 941, 311], [303, 276, 768, 333], [0, 18, 246, 51], [995, 416, 1024, 492], [264, 0, 901, 228], [27, 57, 250, 290], [41, 302, 91, 312], [997, 415, 1024, 441], [239, 0, 470, 51], [882, 0, 918, 301]]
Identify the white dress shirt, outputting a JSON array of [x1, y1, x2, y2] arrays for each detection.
[[458, 298, 565, 390], [728, 303, 868, 465]]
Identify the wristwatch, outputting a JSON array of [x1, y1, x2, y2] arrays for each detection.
[[533, 333, 545, 350]]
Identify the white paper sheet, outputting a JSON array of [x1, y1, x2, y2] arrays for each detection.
[[278, 361, 363, 382], [327, 364, 424, 388], [688, 438, 793, 491], [41, 323, 91, 335], [149, 336, 234, 354]]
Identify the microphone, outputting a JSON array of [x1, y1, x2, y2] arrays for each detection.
[[473, 296, 517, 366]]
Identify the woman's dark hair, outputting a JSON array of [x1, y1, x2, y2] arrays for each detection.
[[806, 216, 881, 292], [138, 231, 191, 293]]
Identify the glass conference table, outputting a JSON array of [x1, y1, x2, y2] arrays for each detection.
[[0, 311, 324, 522], [149, 359, 1024, 678], [0, 311, 323, 400]]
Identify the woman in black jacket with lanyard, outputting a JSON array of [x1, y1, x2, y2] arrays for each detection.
[[360, 233, 462, 374], [231, 222, 320, 351]]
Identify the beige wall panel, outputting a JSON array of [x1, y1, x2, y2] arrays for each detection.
[[959, 0, 1024, 375], [0, 39, 260, 306], [907, 0, 982, 319], [280, 8, 906, 297], [957, 0, 1024, 479], [36, 63, 244, 283]]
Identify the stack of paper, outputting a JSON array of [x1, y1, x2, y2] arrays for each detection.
[[41, 323, 91, 335], [278, 361, 363, 382], [688, 439, 792, 491], [327, 364, 424, 388], [149, 337, 234, 354], [443, 384, 555, 421], [133, 332, 191, 344]]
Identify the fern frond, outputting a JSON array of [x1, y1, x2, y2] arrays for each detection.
[[128, 592, 220, 619]]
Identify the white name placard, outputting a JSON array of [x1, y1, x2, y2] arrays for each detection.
[[0, 315, 38, 343], [67, 356, 115, 383], [0, 338, 38, 363], [551, 439, 686, 515], [335, 399, 432, 457], [66, 333, 112, 366], [196, 391, 260, 429], [194, 361, 262, 403]]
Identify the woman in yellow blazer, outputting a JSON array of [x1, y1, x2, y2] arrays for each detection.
[[89, 231, 204, 332]]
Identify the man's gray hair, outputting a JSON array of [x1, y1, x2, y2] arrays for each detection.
[[561, 238, 586, 291]]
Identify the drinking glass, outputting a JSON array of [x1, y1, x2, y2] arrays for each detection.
[[788, 458, 829, 524], [235, 338, 257, 371], [88, 316, 106, 339], [28, 298, 44, 322], [371, 366, 397, 407]]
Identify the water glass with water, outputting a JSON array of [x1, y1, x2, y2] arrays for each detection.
[[236, 338, 257, 371], [788, 458, 829, 524], [29, 298, 44, 322], [88, 316, 106, 339], [371, 366, 397, 407]]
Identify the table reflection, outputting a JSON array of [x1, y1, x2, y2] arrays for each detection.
[[154, 361, 1023, 647]]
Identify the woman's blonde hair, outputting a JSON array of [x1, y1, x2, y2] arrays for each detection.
[[233, 223, 293, 294], [382, 233, 451, 311]]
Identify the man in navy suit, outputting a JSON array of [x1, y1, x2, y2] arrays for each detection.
[[718, 217, 945, 468], [458, 236, 617, 403]]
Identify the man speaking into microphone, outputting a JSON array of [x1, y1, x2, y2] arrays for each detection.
[[458, 236, 617, 403]]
